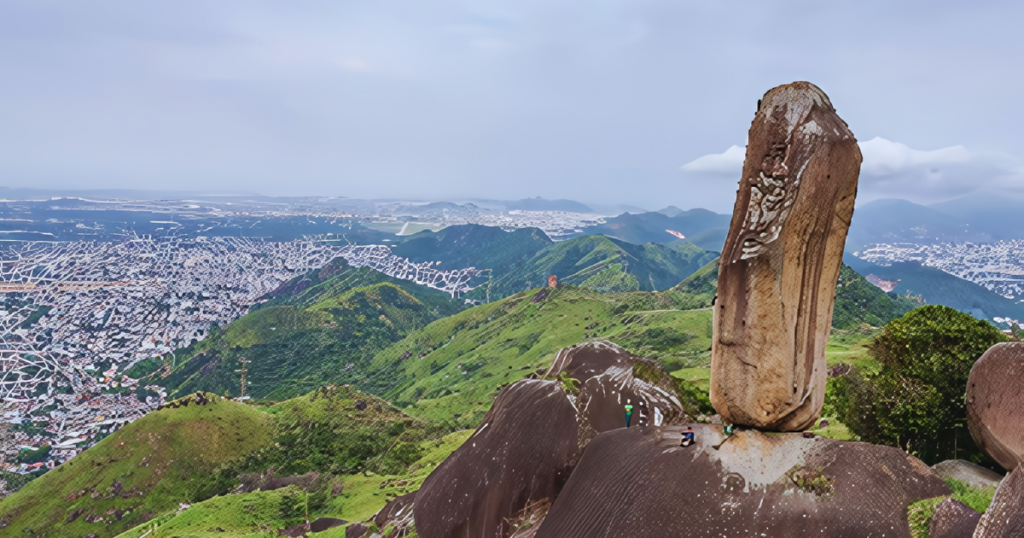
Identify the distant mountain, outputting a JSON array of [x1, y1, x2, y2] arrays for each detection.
[[680, 228, 729, 252], [846, 198, 982, 250], [844, 254, 1024, 324], [390, 224, 552, 273], [657, 206, 685, 217], [503, 197, 594, 213], [929, 192, 1024, 241], [484, 235, 718, 298], [576, 209, 731, 246]]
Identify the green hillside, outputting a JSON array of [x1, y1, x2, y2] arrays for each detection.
[[484, 235, 717, 299], [149, 259, 464, 401], [0, 387, 459, 538], [0, 393, 273, 537], [349, 284, 717, 428]]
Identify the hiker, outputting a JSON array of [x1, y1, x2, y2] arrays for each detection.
[[680, 426, 695, 447], [724, 423, 735, 436], [624, 399, 633, 428]]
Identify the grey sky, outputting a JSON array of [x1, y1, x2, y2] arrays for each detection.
[[1, 1, 1022, 212]]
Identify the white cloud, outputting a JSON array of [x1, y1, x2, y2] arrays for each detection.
[[858, 137, 971, 175], [680, 138, 1022, 207], [679, 145, 745, 174]]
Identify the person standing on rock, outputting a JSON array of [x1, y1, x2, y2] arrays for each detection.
[[624, 400, 634, 428]]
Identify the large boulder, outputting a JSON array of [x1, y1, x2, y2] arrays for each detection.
[[711, 81, 861, 431], [966, 342, 1024, 471], [535, 426, 949, 538], [932, 460, 1004, 490], [413, 380, 582, 538], [929, 498, 981, 538], [545, 340, 688, 433], [414, 342, 685, 538], [973, 467, 1024, 537]]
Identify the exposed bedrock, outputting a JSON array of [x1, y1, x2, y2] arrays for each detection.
[[973, 467, 1024, 538], [534, 426, 948, 538], [966, 342, 1024, 472], [414, 341, 685, 538], [545, 340, 688, 433], [929, 498, 981, 538], [711, 81, 862, 431]]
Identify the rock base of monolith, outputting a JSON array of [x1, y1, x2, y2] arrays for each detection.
[[534, 427, 949, 538]]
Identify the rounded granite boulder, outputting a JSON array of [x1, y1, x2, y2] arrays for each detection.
[[966, 342, 1024, 472]]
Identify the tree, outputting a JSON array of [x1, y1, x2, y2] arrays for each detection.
[[829, 305, 1008, 465]]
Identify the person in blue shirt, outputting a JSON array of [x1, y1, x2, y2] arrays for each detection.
[[680, 426, 695, 447]]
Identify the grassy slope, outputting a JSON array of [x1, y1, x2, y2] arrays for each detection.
[[0, 394, 273, 537], [1, 386, 458, 538], [113, 431, 472, 538], [353, 285, 715, 427], [154, 279, 460, 401]]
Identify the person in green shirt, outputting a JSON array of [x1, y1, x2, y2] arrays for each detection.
[[624, 399, 634, 428]]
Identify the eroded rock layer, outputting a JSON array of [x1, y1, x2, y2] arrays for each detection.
[[711, 81, 861, 431], [535, 426, 948, 538], [966, 342, 1024, 472], [973, 467, 1024, 538]]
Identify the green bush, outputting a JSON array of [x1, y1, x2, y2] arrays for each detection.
[[830, 305, 1007, 465]]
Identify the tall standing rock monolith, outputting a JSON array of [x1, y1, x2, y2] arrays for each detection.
[[710, 81, 861, 431]]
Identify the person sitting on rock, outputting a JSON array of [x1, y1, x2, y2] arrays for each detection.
[[624, 400, 633, 428], [680, 426, 695, 447], [724, 423, 735, 436]]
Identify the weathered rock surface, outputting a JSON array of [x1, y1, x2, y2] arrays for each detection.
[[973, 467, 1024, 537], [414, 341, 684, 538], [711, 81, 861, 431], [534, 426, 949, 538], [545, 340, 688, 433], [966, 342, 1024, 471], [413, 380, 581, 538], [929, 498, 981, 538], [933, 460, 1004, 490]]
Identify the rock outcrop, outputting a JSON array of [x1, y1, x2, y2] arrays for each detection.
[[966, 342, 1024, 471], [413, 380, 582, 538], [932, 460, 1004, 490], [534, 426, 948, 538], [711, 81, 861, 431], [544, 341, 688, 433], [929, 498, 981, 538], [973, 467, 1024, 537], [414, 341, 685, 538]]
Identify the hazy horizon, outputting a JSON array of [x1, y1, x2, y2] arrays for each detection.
[[2, 1, 1023, 213]]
